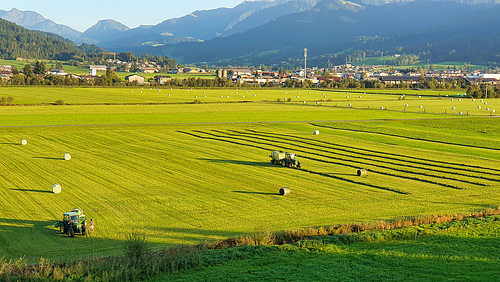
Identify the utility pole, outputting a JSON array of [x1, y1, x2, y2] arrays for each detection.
[[304, 48, 307, 79]]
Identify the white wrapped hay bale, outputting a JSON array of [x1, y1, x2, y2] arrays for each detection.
[[357, 169, 368, 177], [21, 139, 27, 145], [279, 187, 291, 196], [313, 130, 320, 135], [52, 184, 62, 194], [64, 153, 71, 160]]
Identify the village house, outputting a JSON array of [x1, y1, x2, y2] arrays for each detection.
[[139, 67, 157, 74], [154, 75, 172, 84], [125, 74, 145, 84]]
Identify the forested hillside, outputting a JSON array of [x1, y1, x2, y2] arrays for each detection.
[[0, 19, 85, 60]]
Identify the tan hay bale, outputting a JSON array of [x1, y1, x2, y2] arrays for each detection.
[[357, 169, 367, 177], [279, 187, 291, 196], [52, 184, 62, 194]]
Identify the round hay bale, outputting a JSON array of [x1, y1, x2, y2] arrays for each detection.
[[478, 106, 482, 109], [405, 104, 409, 107], [64, 153, 71, 160], [21, 139, 27, 145], [480, 100, 484, 102], [452, 107, 456, 110], [52, 184, 62, 194], [486, 108, 490, 111], [357, 169, 367, 177], [279, 187, 291, 196], [419, 105, 423, 108], [313, 130, 320, 135], [194, 96, 198, 98], [493, 109, 496, 113], [484, 102, 488, 105], [458, 111, 463, 115], [296, 96, 300, 98], [303, 101, 307, 104], [346, 96, 349, 98], [359, 96, 362, 98], [316, 101, 320, 104], [380, 106, 384, 110], [348, 103, 352, 106], [472, 99, 475, 102]]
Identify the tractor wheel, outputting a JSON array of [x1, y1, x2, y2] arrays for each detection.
[[270, 160, 275, 164], [288, 162, 292, 168], [297, 162, 301, 169], [68, 226, 75, 238], [60, 222, 67, 234], [281, 161, 285, 167]]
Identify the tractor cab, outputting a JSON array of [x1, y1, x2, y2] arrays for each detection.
[[63, 212, 81, 224]]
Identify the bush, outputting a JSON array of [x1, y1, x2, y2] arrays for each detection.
[[0, 96, 14, 106], [54, 100, 65, 105], [123, 232, 148, 261]]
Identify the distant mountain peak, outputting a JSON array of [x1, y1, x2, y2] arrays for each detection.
[[0, 7, 81, 41]]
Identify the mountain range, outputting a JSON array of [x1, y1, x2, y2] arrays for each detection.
[[2, 0, 500, 66]]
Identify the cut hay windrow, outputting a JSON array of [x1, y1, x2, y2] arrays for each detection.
[[310, 123, 500, 154], [243, 129, 500, 180], [186, 130, 469, 190], [218, 130, 491, 187], [179, 131, 410, 194]]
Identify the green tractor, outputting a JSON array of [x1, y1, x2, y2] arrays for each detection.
[[53, 208, 88, 237], [270, 151, 301, 169]]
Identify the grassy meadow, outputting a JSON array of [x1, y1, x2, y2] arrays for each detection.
[[0, 86, 499, 269]]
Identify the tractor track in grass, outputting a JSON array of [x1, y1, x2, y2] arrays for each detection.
[[247, 129, 500, 175], [240, 130, 500, 182], [213, 130, 486, 188], [311, 123, 500, 152], [178, 131, 410, 195], [184, 130, 467, 191]]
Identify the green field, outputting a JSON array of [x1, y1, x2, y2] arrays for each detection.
[[0, 87, 499, 270], [158, 215, 500, 281]]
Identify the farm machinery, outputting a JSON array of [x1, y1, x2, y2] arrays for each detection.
[[53, 208, 88, 237], [270, 151, 301, 169]]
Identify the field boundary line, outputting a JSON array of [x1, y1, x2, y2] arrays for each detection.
[[1, 116, 498, 129]]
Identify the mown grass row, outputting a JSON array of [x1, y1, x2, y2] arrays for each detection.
[[227, 129, 498, 184], [2, 207, 499, 281], [181, 130, 409, 194], [311, 122, 500, 152], [246, 128, 500, 175], [186, 129, 493, 192]]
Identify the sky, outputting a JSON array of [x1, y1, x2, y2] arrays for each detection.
[[0, 0, 245, 32]]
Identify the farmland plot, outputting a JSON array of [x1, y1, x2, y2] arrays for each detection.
[[0, 89, 498, 264]]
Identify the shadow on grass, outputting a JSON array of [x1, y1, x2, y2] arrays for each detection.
[[0, 142, 22, 145], [33, 156, 63, 160], [11, 188, 53, 194], [199, 158, 273, 167], [233, 191, 279, 196]]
